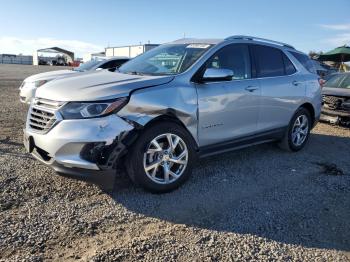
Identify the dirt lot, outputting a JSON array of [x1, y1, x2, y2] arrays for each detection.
[[0, 64, 350, 261]]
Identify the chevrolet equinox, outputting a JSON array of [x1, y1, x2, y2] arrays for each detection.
[[24, 36, 322, 193]]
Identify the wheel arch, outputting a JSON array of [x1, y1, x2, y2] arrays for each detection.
[[299, 102, 316, 127], [141, 113, 199, 151], [112, 112, 199, 170]]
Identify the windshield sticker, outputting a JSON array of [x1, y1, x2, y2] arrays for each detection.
[[186, 44, 210, 49]]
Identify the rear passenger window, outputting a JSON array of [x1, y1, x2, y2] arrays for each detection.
[[253, 45, 285, 77], [282, 53, 296, 75], [206, 44, 251, 80], [290, 51, 317, 74]]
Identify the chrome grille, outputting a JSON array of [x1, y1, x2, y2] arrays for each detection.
[[34, 98, 63, 109], [28, 98, 64, 133], [323, 95, 344, 110]]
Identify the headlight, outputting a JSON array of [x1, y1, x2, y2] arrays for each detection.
[[34, 80, 49, 87], [59, 97, 128, 119], [19, 81, 26, 89], [20, 81, 35, 89]]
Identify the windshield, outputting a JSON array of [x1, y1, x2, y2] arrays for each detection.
[[325, 74, 349, 88], [118, 43, 213, 75], [74, 59, 104, 72], [339, 75, 350, 89]]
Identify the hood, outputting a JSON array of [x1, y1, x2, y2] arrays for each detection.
[[25, 69, 76, 82], [36, 70, 175, 101], [322, 87, 350, 98]]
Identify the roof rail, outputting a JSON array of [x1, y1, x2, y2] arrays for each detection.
[[225, 35, 295, 49]]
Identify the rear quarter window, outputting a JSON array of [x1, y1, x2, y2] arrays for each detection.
[[290, 51, 317, 74], [282, 53, 296, 75]]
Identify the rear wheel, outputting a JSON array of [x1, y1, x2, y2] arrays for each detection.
[[126, 122, 196, 193], [279, 107, 311, 151]]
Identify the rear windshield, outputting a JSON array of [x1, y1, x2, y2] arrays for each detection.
[[290, 51, 317, 74]]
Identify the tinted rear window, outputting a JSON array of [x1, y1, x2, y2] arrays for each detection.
[[254, 45, 285, 77], [290, 51, 317, 74]]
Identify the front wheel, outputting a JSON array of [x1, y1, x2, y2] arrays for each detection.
[[126, 122, 196, 193], [279, 108, 312, 152]]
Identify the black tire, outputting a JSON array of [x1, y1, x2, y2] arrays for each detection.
[[278, 107, 312, 152], [126, 122, 196, 193]]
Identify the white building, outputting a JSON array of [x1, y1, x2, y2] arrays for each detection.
[[105, 44, 159, 58]]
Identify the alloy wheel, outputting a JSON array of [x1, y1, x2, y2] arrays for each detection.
[[291, 114, 309, 146], [143, 133, 188, 185]]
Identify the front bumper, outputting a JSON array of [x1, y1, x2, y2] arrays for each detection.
[[320, 108, 350, 124], [24, 114, 134, 172]]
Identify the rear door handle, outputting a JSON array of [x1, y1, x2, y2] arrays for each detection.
[[292, 80, 302, 86], [245, 86, 259, 92]]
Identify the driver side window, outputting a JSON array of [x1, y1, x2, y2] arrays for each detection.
[[206, 44, 251, 80]]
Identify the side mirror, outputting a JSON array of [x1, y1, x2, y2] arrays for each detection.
[[95, 68, 103, 71], [108, 67, 116, 72], [202, 68, 233, 82]]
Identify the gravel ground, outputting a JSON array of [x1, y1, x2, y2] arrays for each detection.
[[0, 64, 350, 261]]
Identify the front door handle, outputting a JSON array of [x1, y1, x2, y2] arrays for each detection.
[[292, 80, 302, 86], [245, 86, 259, 92]]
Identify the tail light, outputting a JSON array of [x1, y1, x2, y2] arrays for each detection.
[[318, 78, 325, 88]]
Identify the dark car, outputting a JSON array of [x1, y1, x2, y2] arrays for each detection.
[[321, 72, 350, 126]]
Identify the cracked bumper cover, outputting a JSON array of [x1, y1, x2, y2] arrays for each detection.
[[24, 114, 135, 172]]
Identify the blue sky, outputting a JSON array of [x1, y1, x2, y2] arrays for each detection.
[[0, 0, 349, 57]]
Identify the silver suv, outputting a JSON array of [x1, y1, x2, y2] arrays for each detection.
[[24, 36, 322, 193]]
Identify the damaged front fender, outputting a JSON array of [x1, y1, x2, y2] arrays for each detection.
[[80, 80, 199, 171], [118, 81, 199, 146]]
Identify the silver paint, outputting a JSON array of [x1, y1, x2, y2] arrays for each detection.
[[24, 36, 322, 172]]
